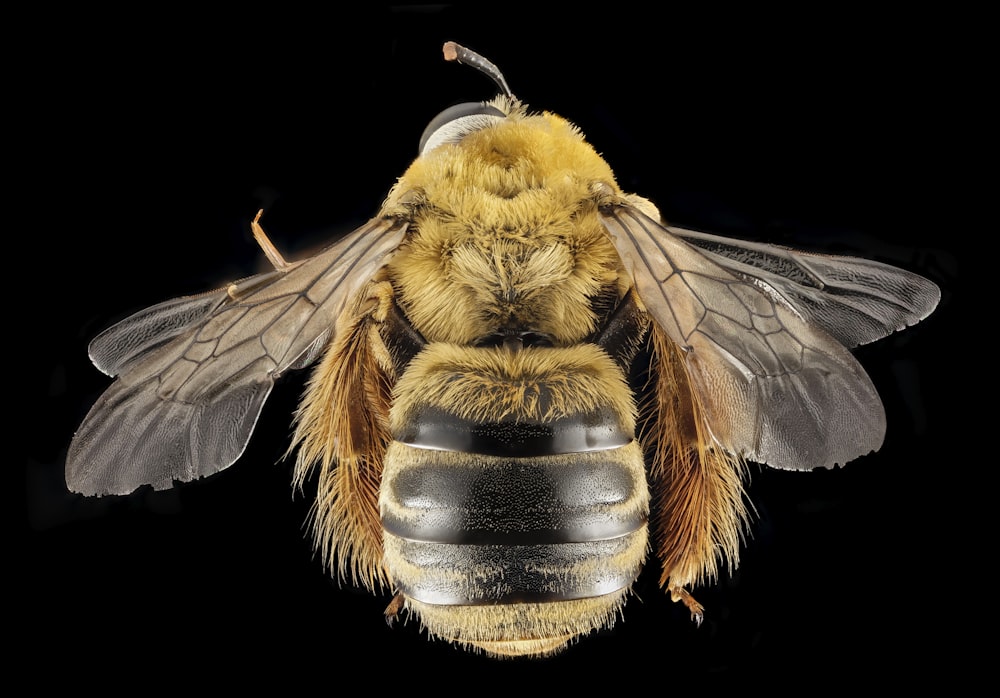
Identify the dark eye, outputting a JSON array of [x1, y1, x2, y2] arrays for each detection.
[[419, 102, 506, 154]]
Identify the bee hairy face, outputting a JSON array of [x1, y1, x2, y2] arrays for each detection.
[[66, 42, 940, 658]]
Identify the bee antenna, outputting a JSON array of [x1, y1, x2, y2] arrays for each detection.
[[442, 41, 514, 99]]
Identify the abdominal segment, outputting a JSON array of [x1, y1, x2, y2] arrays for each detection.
[[379, 344, 649, 656], [382, 443, 649, 605]]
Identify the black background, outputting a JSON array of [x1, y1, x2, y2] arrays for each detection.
[[21, 4, 963, 688]]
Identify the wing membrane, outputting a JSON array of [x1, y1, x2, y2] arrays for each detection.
[[67, 217, 408, 495], [89, 290, 234, 376], [665, 225, 940, 348], [602, 205, 900, 471]]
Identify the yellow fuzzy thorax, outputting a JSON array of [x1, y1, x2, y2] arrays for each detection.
[[393, 110, 621, 213], [381, 111, 629, 345]]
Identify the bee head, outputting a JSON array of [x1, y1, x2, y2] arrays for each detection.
[[418, 42, 518, 155]]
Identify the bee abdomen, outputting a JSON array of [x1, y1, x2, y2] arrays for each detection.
[[380, 442, 648, 605], [382, 449, 643, 545], [381, 343, 647, 609]]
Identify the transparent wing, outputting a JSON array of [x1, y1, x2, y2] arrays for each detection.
[[602, 205, 935, 471], [665, 225, 941, 348], [66, 217, 408, 495]]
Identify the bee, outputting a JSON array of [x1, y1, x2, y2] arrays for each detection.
[[66, 42, 940, 658]]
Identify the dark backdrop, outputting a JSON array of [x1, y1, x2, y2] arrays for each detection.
[[21, 5, 960, 688]]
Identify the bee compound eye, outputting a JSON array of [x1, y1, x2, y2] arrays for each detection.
[[418, 102, 506, 154]]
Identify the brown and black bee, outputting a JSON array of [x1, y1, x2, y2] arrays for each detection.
[[66, 42, 940, 658]]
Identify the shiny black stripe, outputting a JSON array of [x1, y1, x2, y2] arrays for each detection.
[[381, 452, 644, 545], [385, 534, 644, 605], [396, 405, 632, 457]]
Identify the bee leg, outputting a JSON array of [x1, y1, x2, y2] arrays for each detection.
[[669, 585, 705, 627], [250, 209, 292, 270], [384, 593, 406, 627]]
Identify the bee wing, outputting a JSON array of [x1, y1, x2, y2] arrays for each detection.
[[603, 205, 908, 471], [665, 225, 940, 348], [67, 217, 408, 496]]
